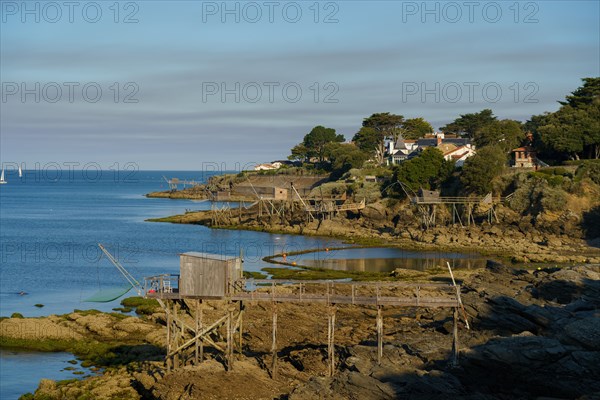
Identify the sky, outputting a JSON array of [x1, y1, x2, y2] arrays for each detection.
[[1, 0, 599, 170]]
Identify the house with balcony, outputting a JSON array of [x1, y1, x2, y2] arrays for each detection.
[[386, 132, 475, 166]]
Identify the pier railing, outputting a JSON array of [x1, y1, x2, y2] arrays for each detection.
[[144, 275, 461, 308], [228, 279, 459, 307], [144, 274, 180, 296]]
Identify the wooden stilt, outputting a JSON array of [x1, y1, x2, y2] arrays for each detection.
[[271, 303, 278, 378], [173, 302, 180, 369], [199, 300, 204, 362], [179, 305, 185, 366], [166, 300, 172, 371], [227, 305, 234, 370], [238, 301, 244, 356], [327, 306, 336, 376], [194, 300, 200, 364], [377, 305, 383, 365], [451, 308, 459, 367]]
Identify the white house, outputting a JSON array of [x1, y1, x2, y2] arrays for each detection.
[[386, 137, 419, 165], [386, 132, 475, 166], [254, 162, 282, 171], [443, 144, 476, 167]]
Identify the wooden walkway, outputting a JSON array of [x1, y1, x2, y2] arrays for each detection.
[[145, 276, 459, 307], [304, 199, 366, 213], [145, 275, 463, 375]]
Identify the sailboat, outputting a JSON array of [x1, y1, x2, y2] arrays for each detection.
[[0, 168, 6, 184], [18, 165, 22, 178]]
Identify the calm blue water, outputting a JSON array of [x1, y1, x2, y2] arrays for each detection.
[[280, 247, 486, 272], [0, 349, 94, 399], [0, 170, 343, 317], [0, 169, 342, 398]]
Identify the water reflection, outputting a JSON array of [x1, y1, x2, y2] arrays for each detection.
[[280, 247, 486, 272]]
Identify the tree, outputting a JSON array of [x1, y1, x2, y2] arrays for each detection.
[[474, 119, 524, 152], [535, 78, 600, 160], [394, 147, 454, 193], [537, 103, 600, 160], [352, 127, 382, 161], [288, 143, 309, 162], [324, 142, 368, 175], [460, 146, 507, 194], [403, 117, 433, 140], [291, 125, 344, 163], [362, 112, 405, 164], [560, 77, 600, 108], [525, 112, 559, 160], [440, 109, 497, 138]]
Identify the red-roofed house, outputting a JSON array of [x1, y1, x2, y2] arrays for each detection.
[[512, 146, 536, 168]]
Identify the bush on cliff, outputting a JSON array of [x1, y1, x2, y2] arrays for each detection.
[[508, 174, 567, 214]]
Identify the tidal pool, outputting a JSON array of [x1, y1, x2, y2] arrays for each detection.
[[278, 247, 487, 272], [0, 349, 94, 400]]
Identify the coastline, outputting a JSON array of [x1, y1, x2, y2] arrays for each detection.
[[146, 209, 600, 265], [4, 179, 599, 399], [5, 263, 599, 399]]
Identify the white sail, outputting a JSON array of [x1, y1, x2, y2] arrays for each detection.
[[18, 165, 22, 178], [0, 168, 6, 184]]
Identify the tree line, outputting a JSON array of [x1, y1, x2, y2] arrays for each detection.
[[287, 77, 599, 194]]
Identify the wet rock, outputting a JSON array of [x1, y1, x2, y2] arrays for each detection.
[[390, 268, 427, 279], [290, 371, 397, 400], [562, 317, 600, 350], [532, 266, 600, 303]]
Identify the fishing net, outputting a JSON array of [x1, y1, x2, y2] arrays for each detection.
[[84, 285, 133, 302]]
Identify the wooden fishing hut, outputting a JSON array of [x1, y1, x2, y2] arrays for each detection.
[[144, 252, 465, 376]]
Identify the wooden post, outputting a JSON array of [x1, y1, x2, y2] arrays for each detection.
[[238, 301, 244, 356], [173, 302, 180, 369], [195, 299, 201, 364], [166, 300, 172, 371], [271, 303, 278, 378], [327, 306, 336, 376], [179, 306, 185, 366], [227, 306, 234, 370], [200, 300, 205, 362], [377, 305, 383, 365], [451, 308, 459, 367]]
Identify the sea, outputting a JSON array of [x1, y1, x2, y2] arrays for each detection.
[[0, 168, 483, 398], [0, 169, 342, 399]]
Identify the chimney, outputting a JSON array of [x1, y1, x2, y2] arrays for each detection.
[[437, 135, 442, 146]]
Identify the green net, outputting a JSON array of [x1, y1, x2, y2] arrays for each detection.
[[84, 285, 133, 302]]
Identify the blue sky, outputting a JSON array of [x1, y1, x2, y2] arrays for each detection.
[[1, 0, 599, 170]]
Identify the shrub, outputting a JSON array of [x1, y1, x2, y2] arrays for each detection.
[[508, 175, 567, 214], [537, 167, 572, 177], [10, 313, 24, 319], [529, 171, 564, 187], [575, 161, 600, 185]]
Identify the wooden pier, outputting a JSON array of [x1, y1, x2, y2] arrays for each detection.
[[144, 253, 464, 376], [410, 190, 514, 229]]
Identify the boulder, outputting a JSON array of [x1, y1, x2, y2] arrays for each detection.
[[563, 317, 600, 350]]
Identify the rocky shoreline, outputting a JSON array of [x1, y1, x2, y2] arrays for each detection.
[[2, 263, 599, 399], [148, 205, 600, 265]]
